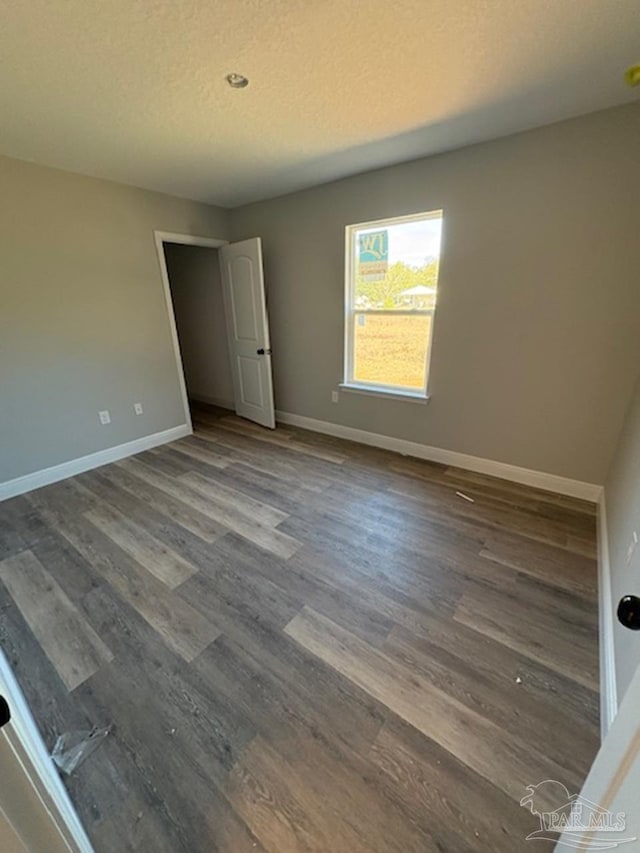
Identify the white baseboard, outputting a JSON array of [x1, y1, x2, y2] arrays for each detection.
[[189, 394, 235, 411], [597, 493, 618, 738], [275, 410, 602, 502], [0, 424, 191, 502]]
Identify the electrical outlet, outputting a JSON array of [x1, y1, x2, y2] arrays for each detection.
[[98, 410, 111, 425], [134, 403, 143, 415], [331, 391, 339, 403]]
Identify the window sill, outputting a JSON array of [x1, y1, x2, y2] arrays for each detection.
[[339, 383, 430, 404]]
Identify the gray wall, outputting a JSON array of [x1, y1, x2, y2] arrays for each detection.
[[163, 243, 234, 408], [230, 102, 640, 485], [604, 375, 640, 703], [0, 155, 229, 483]]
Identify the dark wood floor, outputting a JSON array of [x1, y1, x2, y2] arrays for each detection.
[[0, 403, 600, 851]]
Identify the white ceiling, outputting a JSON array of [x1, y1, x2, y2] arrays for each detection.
[[1, 0, 639, 207]]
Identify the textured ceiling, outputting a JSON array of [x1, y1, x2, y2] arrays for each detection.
[[1, 0, 639, 207]]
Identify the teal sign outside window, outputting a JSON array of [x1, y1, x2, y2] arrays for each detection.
[[358, 230, 388, 281]]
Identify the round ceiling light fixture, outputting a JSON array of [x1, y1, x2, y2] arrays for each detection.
[[226, 72, 249, 89]]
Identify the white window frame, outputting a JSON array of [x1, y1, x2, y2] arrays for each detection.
[[341, 210, 443, 402]]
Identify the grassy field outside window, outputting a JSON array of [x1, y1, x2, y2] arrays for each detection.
[[353, 314, 432, 390]]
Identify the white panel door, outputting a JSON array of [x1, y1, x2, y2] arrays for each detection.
[[219, 238, 275, 428], [0, 650, 93, 852], [553, 659, 640, 851]]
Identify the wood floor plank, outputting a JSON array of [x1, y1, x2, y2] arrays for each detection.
[[195, 626, 386, 762], [27, 494, 220, 662], [208, 533, 393, 647], [228, 735, 351, 853], [217, 416, 348, 465], [383, 623, 599, 780], [0, 506, 28, 560], [438, 465, 597, 517], [170, 437, 232, 468], [78, 584, 258, 787], [119, 457, 301, 559], [75, 682, 262, 853], [287, 547, 452, 638], [0, 576, 98, 741], [285, 605, 577, 803], [371, 590, 600, 730], [386, 454, 596, 520], [227, 732, 437, 853], [65, 735, 187, 853], [84, 502, 197, 589], [566, 533, 598, 559], [479, 530, 597, 596], [76, 469, 227, 579], [192, 426, 335, 492], [92, 463, 223, 543], [176, 544, 303, 638], [279, 510, 483, 616], [178, 470, 289, 527], [386, 470, 589, 552], [0, 550, 113, 690], [454, 581, 599, 691], [0, 494, 53, 551], [298, 482, 533, 589], [197, 644, 446, 853], [184, 460, 325, 517], [227, 701, 473, 853], [369, 721, 537, 852], [209, 413, 296, 440]]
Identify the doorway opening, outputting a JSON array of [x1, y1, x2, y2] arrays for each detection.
[[163, 240, 234, 421], [154, 232, 275, 431]]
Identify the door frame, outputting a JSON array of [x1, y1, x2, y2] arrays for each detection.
[[153, 231, 229, 432], [0, 650, 93, 852]]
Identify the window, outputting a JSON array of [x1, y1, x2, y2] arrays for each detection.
[[343, 211, 443, 400]]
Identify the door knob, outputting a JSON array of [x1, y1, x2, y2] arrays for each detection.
[[256, 348, 272, 355], [0, 695, 10, 729], [617, 595, 640, 630]]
